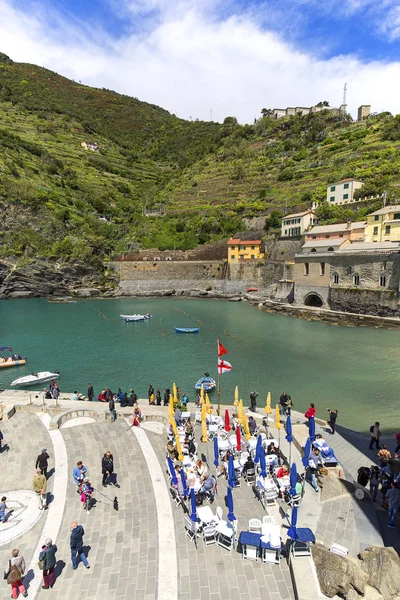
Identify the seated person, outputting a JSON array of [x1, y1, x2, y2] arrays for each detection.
[[97, 390, 106, 402], [267, 442, 278, 455], [183, 436, 196, 456], [72, 390, 84, 401], [117, 388, 124, 402], [276, 465, 289, 479], [194, 459, 208, 478], [185, 419, 194, 437], [120, 393, 129, 408], [172, 466, 184, 496], [248, 416, 257, 436], [44, 387, 52, 400], [133, 404, 142, 420], [199, 474, 216, 502], [242, 456, 255, 477], [167, 441, 177, 461]]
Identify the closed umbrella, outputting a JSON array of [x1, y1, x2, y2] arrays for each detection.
[[234, 385, 239, 407], [167, 457, 178, 486], [289, 462, 297, 497], [169, 417, 178, 437], [228, 455, 237, 488], [254, 434, 262, 464], [227, 485, 236, 521], [302, 437, 311, 468], [180, 467, 188, 497], [259, 445, 267, 478], [242, 413, 251, 440], [190, 488, 197, 522], [201, 402, 208, 443], [286, 415, 293, 464], [206, 393, 213, 415], [287, 505, 298, 540], [309, 417, 316, 442], [213, 436, 219, 467], [224, 409, 231, 432], [175, 434, 184, 462], [275, 404, 281, 429], [200, 385, 204, 405], [168, 395, 175, 420], [238, 399, 244, 424], [236, 426, 241, 452], [264, 391, 272, 435]]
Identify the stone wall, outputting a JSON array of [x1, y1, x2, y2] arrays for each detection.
[[113, 260, 223, 281], [265, 235, 304, 261], [330, 288, 400, 317]]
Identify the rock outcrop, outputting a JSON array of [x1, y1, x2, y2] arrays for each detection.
[[312, 543, 400, 600]]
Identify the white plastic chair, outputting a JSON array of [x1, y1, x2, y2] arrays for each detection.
[[216, 506, 223, 522], [203, 524, 217, 545], [243, 468, 256, 486], [262, 515, 276, 526], [248, 518, 262, 533], [195, 410, 201, 424], [184, 515, 199, 540], [216, 520, 236, 551]]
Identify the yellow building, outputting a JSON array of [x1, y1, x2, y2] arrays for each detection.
[[227, 237, 264, 263], [365, 205, 400, 242]]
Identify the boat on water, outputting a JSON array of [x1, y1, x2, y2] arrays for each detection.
[[195, 373, 216, 391], [11, 371, 60, 388], [121, 313, 152, 322], [0, 347, 27, 369], [48, 297, 76, 303], [175, 327, 199, 333]]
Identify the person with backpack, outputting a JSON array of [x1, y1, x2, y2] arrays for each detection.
[[101, 451, 120, 487], [6, 548, 27, 598], [369, 422, 381, 450], [39, 538, 58, 589]]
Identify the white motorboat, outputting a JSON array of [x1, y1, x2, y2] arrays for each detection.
[[120, 313, 152, 322], [11, 371, 60, 388]]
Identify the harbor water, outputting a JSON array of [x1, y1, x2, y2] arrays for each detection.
[[0, 297, 399, 433]]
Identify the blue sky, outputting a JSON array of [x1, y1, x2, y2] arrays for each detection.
[[1, 0, 400, 121]]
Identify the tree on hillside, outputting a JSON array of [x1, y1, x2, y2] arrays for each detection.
[[316, 101, 330, 107], [223, 116, 238, 126]]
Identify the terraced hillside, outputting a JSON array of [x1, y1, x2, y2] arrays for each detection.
[[1, 51, 400, 264]]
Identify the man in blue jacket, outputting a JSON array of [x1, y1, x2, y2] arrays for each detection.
[[72, 461, 87, 492], [70, 522, 90, 570]]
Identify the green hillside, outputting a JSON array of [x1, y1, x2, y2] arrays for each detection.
[[1, 52, 400, 263]]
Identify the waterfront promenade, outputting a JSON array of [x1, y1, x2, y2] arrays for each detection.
[[0, 390, 397, 600]]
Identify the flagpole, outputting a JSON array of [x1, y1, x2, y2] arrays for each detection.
[[217, 338, 221, 416]]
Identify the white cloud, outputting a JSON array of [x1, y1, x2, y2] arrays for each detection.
[[0, 0, 400, 123]]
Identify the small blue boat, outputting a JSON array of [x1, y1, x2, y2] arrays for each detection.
[[174, 327, 199, 333], [195, 374, 216, 391]]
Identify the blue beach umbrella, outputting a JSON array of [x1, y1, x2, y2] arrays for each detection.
[[180, 467, 188, 497], [228, 455, 237, 488], [213, 436, 219, 467], [287, 505, 298, 540], [254, 435, 262, 464], [227, 486, 236, 521], [259, 446, 267, 478], [285, 415, 293, 443], [168, 457, 178, 486], [190, 488, 197, 522], [309, 417, 316, 442], [289, 462, 297, 497], [302, 438, 311, 468]]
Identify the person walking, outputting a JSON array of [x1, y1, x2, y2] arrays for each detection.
[[7, 548, 27, 598], [286, 395, 293, 416], [369, 466, 380, 502], [386, 482, 400, 528], [305, 404, 316, 427], [70, 522, 90, 570], [35, 448, 49, 478], [0, 496, 12, 523], [72, 461, 87, 491], [378, 445, 391, 468], [369, 422, 381, 450], [327, 409, 338, 434], [39, 538, 58, 589], [249, 391, 258, 412], [101, 451, 120, 487], [156, 389, 161, 406], [33, 468, 47, 510], [87, 384, 94, 402], [109, 396, 116, 422]]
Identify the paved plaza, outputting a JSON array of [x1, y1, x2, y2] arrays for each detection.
[[0, 395, 398, 600]]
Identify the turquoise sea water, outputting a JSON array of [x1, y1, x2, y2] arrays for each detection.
[[0, 298, 399, 433]]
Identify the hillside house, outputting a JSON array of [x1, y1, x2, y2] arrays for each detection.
[[227, 236, 264, 263], [365, 205, 400, 242], [281, 209, 317, 238], [326, 178, 364, 205], [305, 221, 366, 242]]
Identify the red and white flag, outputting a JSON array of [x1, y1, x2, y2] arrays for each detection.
[[218, 359, 232, 374], [217, 340, 229, 357]]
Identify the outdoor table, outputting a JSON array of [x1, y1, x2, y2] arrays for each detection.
[[265, 455, 278, 465], [182, 455, 192, 467], [181, 411, 191, 423], [218, 439, 230, 452], [238, 531, 262, 561], [197, 505, 217, 525], [248, 437, 257, 450], [233, 459, 241, 470], [238, 456, 247, 467], [257, 477, 278, 492]]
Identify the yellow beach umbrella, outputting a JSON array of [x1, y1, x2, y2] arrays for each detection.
[[242, 413, 251, 440], [237, 399, 244, 424], [205, 393, 213, 415], [168, 397, 174, 420], [175, 434, 184, 461], [169, 417, 178, 437], [275, 404, 281, 429], [264, 392, 272, 415], [200, 385, 204, 406], [201, 418, 208, 444], [173, 383, 177, 404], [234, 386, 239, 407]]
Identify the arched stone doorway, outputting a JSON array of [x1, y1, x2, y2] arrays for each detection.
[[304, 292, 323, 307]]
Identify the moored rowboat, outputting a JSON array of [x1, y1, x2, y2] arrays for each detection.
[[174, 327, 199, 333]]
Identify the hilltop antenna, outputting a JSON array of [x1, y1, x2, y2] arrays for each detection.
[[210, 109, 213, 122], [341, 83, 347, 120]]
